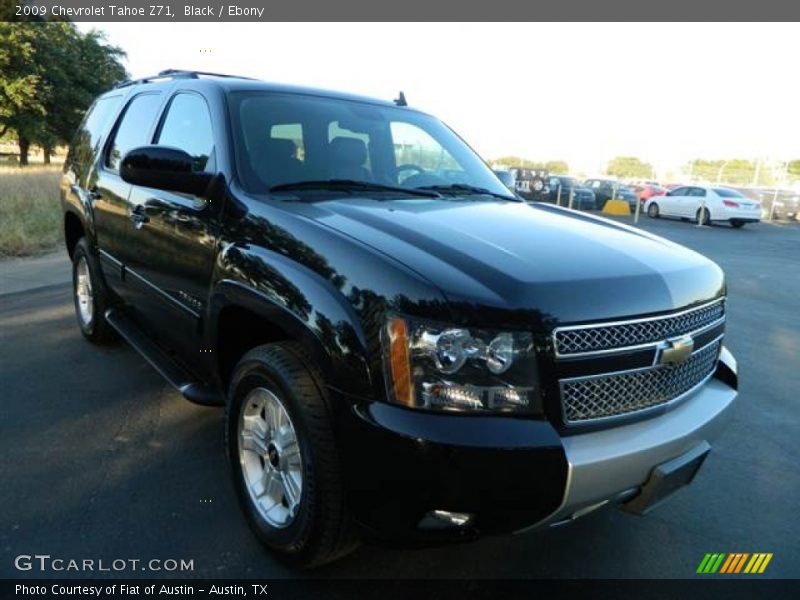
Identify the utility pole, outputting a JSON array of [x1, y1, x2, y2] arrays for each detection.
[[716, 161, 730, 184]]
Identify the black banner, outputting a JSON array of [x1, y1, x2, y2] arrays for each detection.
[[3, 579, 800, 600], [7, 0, 800, 21]]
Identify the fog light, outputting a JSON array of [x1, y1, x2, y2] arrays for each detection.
[[418, 510, 474, 530]]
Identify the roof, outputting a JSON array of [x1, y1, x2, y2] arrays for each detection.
[[109, 69, 400, 108]]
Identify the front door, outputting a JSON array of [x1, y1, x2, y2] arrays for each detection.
[[122, 91, 220, 374]]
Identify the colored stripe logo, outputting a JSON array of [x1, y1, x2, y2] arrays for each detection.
[[697, 553, 773, 574]]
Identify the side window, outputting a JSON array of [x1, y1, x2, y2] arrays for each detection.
[[79, 95, 123, 151], [156, 93, 214, 171], [106, 93, 162, 172], [68, 95, 123, 185], [688, 187, 707, 197]]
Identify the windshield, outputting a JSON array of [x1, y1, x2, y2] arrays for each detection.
[[713, 187, 745, 199], [229, 92, 511, 198]]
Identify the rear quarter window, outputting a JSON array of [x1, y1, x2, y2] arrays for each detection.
[[713, 188, 745, 198], [67, 95, 123, 185]]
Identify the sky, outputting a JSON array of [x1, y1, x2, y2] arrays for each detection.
[[78, 22, 799, 177]]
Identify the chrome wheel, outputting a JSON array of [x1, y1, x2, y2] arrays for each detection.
[[75, 256, 94, 328], [238, 387, 303, 528]]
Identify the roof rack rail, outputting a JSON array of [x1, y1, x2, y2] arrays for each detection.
[[114, 69, 255, 89]]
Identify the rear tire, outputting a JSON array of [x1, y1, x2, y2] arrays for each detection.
[[72, 238, 117, 344], [647, 203, 660, 218], [226, 342, 358, 568], [696, 207, 711, 226]]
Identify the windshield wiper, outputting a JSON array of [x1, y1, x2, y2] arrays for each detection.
[[269, 179, 441, 198], [416, 183, 518, 201]]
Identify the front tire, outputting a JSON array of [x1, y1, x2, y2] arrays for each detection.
[[226, 342, 358, 568], [731, 220, 745, 228], [72, 238, 117, 344], [647, 203, 660, 218]]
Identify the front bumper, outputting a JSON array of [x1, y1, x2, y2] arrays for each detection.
[[337, 347, 738, 542], [521, 347, 738, 530]]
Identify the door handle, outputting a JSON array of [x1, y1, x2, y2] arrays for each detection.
[[129, 205, 149, 229]]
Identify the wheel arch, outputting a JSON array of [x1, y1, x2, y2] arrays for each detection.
[[64, 210, 86, 259], [208, 279, 372, 402]]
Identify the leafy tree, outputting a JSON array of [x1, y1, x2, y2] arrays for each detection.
[[545, 160, 569, 175], [489, 156, 539, 169], [0, 22, 127, 165], [788, 160, 800, 180], [0, 24, 45, 163], [683, 159, 774, 186], [605, 156, 654, 179], [489, 156, 570, 173]]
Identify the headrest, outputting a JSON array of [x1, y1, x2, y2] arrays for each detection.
[[263, 138, 297, 159], [330, 137, 367, 167]]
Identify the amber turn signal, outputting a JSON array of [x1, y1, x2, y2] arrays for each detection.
[[387, 318, 414, 406]]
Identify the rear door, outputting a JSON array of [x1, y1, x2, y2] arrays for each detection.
[[684, 187, 708, 217], [93, 91, 164, 301], [122, 91, 220, 374]]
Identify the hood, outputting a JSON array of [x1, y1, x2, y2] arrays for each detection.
[[298, 197, 725, 327]]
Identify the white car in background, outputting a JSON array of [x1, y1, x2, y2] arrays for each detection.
[[644, 185, 761, 228]]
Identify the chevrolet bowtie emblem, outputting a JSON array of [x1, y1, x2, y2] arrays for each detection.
[[657, 334, 695, 365]]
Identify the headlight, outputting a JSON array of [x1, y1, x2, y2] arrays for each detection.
[[382, 316, 541, 414]]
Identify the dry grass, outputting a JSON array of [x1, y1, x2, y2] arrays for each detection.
[[0, 166, 63, 257]]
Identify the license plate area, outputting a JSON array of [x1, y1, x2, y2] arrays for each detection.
[[622, 441, 711, 515]]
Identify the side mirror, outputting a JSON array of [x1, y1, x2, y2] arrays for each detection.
[[120, 146, 213, 196], [493, 170, 516, 191]]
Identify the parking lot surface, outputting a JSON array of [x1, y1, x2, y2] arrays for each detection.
[[1, 216, 798, 579]]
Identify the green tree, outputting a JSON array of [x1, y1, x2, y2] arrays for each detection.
[[0, 22, 127, 165], [683, 159, 772, 186], [489, 156, 539, 169], [545, 160, 569, 174], [0, 24, 45, 164], [489, 156, 570, 173], [605, 156, 654, 179], [788, 160, 800, 180]]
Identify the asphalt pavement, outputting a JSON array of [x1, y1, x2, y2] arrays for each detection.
[[1, 217, 798, 579]]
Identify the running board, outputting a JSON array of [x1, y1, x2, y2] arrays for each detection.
[[104, 308, 222, 406]]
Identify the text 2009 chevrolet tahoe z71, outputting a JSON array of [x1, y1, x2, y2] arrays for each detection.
[[61, 70, 738, 568]]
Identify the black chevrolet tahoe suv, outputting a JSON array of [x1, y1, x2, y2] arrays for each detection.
[[61, 70, 739, 568]]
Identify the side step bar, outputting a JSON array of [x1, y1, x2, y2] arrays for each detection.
[[105, 308, 222, 406]]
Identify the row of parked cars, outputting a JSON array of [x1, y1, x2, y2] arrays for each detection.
[[494, 170, 766, 228]]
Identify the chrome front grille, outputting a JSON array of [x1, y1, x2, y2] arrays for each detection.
[[560, 339, 722, 424], [554, 299, 725, 356]]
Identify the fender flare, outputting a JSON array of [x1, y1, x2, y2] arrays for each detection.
[[207, 274, 373, 400]]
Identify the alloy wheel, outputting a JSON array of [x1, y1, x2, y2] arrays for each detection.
[[75, 256, 94, 328], [238, 387, 304, 528]]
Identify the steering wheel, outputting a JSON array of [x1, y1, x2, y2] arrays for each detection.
[[396, 164, 426, 180]]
